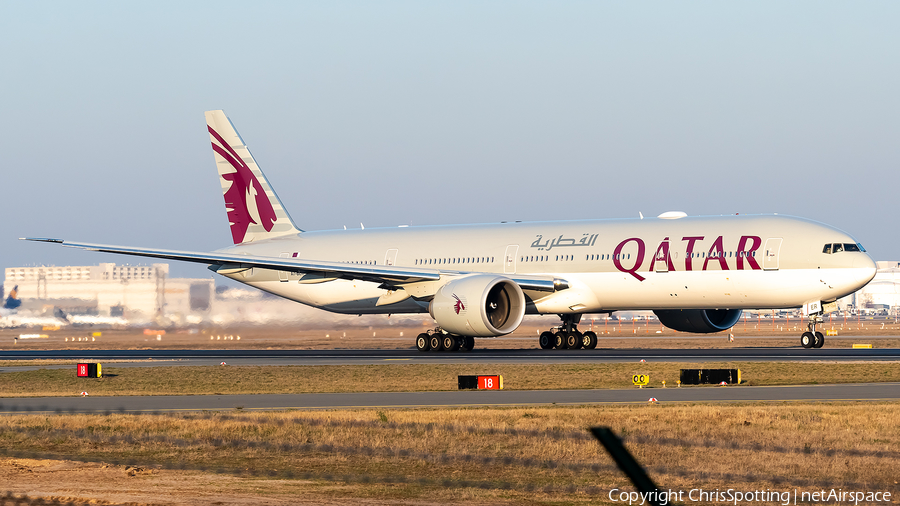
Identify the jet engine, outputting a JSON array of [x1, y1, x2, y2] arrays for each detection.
[[429, 275, 526, 337], [653, 309, 742, 334]]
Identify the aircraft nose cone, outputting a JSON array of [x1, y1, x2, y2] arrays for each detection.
[[854, 254, 877, 283]]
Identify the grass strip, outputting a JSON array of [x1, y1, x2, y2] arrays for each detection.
[[1, 403, 898, 505], [1, 361, 899, 397]]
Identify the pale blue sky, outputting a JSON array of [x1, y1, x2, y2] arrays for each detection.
[[2, 1, 898, 281]]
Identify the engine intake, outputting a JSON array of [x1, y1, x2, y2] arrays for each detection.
[[429, 275, 526, 337], [654, 309, 742, 334]]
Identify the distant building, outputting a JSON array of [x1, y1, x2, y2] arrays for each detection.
[[3, 263, 214, 318], [841, 261, 900, 312]]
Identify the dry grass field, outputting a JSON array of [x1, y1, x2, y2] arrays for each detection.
[[0, 361, 899, 397], [1, 403, 899, 505]]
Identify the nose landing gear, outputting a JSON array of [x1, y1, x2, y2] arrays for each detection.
[[801, 315, 825, 349], [539, 314, 597, 351]]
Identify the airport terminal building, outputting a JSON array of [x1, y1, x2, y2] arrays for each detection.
[[845, 261, 900, 313], [3, 263, 214, 319]]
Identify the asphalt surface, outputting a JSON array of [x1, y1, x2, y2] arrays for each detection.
[[1, 382, 899, 414], [1, 347, 899, 368]]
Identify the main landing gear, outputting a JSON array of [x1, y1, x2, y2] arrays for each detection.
[[415, 329, 475, 352], [538, 314, 598, 351], [800, 315, 825, 349]]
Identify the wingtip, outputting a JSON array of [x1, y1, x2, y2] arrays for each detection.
[[21, 237, 64, 243]]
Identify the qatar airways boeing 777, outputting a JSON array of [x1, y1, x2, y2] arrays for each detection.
[[25, 110, 876, 351]]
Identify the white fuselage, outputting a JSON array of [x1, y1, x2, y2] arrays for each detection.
[[218, 214, 876, 315]]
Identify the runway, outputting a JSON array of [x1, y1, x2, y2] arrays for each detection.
[[1, 382, 899, 414], [2, 347, 900, 368]]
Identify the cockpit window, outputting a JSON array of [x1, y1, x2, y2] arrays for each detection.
[[824, 243, 865, 254]]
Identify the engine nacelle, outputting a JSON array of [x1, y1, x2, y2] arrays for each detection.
[[653, 309, 742, 334], [429, 275, 526, 337]]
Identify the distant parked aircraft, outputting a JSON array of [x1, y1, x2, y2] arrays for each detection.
[[3, 285, 21, 310]]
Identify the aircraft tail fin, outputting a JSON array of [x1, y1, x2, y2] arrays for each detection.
[[205, 110, 301, 245]]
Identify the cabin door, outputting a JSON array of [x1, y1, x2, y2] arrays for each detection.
[[763, 238, 783, 271], [279, 252, 290, 281], [504, 245, 519, 274], [653, 241, 670, 272], [384, 249, 399, 266]]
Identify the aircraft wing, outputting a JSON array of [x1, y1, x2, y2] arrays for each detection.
[[22, 238, 561, 291]]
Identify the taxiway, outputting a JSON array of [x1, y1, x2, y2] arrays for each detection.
[[2, 347, 899, 368], [1, 382, 899, 414]]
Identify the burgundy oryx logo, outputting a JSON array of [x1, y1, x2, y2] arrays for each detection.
[[453, 294, 465, 314], [208, 125, 278, 244]]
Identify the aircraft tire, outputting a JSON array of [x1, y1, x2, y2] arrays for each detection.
[[582, 331, 598, 350], [460, 336, 475, 352], [554, 331, 568, 349], [800, 332, 814, 348], [566, 331, 582, 349], [539, 331, 554, 350], [429, 334, 442, 352], [813, 332, 825, 348], [416, 333, 431, 352], [443, 335, 460, 352]]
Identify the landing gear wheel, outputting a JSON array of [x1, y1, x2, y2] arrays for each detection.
[[460, 336, 475, 352], [800, 332, 814, 349], [582, 331, 598, 350], [443, 335, 460, 352], [416, 333, 430, 352], [813, 332, 825, 348], [539, 331, 554, 350], [429, 334, 442, 351], [566, 331, 583, 349], [554, 331, 568, 349]]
